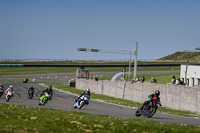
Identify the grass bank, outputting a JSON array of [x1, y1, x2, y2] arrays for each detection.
[[0, 103, 199, 133]]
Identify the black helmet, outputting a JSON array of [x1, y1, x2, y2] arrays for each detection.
[[155, 90, 160, 97], [49, 85, 52, 89]]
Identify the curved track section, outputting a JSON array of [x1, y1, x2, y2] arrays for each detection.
[[0, 83, 200, 127]]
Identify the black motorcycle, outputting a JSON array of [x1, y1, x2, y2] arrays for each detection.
[[0, 88, 4, 98], [28, 90, 34, 99], [23, 78, 29, 83], [135, 96, 161, 118]]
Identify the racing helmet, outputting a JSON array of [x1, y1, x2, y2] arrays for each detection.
[[155, 90, 160, 97], [10, 85, 13, 88], [86, 88, 90, 93]]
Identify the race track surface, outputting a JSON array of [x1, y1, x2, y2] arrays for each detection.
[[0, 83, 200, 127]]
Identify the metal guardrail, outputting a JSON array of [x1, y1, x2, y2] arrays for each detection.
[[0, 64, 24, 67]]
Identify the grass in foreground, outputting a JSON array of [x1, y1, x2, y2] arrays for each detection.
[[46, 83, 200, 118], [0, 103, 200, 133]]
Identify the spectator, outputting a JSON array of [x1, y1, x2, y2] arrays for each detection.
[[171, 76, 176, 84], [132, 75, 140, 84], [94, 75, 99, 81], [176, 78, 185, 85], [141, 76, 145, 83], [151, 77, 158, 83], [122, 67, 126, 79]]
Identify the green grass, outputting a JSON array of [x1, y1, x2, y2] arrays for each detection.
[[0, 67, 77, 75], [0, 103, 200, 133], [158, 51, 200, 62], [0, 66, 180, 76], [45, 83, 200, 118]]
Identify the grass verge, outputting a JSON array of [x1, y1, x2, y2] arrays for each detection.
[[0, 103, 200, 133]]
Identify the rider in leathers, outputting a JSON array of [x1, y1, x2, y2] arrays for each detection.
[[141, 90, 162, 110], [77, 89, 90, 107], [28, 86, 34, 94], [40, 85, 53, 100], [0, 84, 4, 96], [6, 85, 14, 97]]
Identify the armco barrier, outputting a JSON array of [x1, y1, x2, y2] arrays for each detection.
[[0, 64, 24, 67], [76, 78, 200, 113]]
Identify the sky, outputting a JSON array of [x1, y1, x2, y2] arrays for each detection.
[[0, 0, 200, 61]]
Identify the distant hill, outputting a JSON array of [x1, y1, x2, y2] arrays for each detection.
[[157, 52, 200, 62]]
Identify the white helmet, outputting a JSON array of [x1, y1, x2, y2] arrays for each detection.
[[86, 88, 90, 93], [10, 85, 13, 88]]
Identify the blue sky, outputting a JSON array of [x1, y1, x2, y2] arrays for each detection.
[[0, 0, 200, 60]]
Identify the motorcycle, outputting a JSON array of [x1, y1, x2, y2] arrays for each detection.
[[0, 88, 4, 98], [39, 92, 51, 106], [135, 96, 161, 118], [74, 94, 90, 109], [28, 90, 34, 99], [6, 90, 13, 102], [23, 78, 29, 83]]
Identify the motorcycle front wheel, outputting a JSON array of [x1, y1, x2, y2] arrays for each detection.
[[42, 98, 47, 106], [147, 107, 156, 118], [6, 95, 10, 102], [78, 101, 84, 109], [135, 108, 142, 117], [28, 93, 33, 99]]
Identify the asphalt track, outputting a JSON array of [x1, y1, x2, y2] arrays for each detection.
[[0, 83, 200, 127]]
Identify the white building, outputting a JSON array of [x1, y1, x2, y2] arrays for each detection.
[[180, 64, 200, 86]]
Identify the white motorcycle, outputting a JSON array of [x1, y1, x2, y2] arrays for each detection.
[[6, 90, 13, 102], [74, 94, 90, 109]]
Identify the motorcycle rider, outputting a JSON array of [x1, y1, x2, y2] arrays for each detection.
[[141, 90, 162, 110], [48, 85, 53, 98], [0, 84, 4, 96], [6, 85, 14, 97], [39, 85, 52, 105], [0, 84, 4, 90], [77, 89, 91, 107], [78, 88, 90, 98], [28, 86, 34, 95], [40, 85, 53, 99]]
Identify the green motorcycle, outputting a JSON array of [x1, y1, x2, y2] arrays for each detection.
[[39, 92, 51, 106]]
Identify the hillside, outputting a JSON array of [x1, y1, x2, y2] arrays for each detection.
[[157, 52, 200, 62]]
